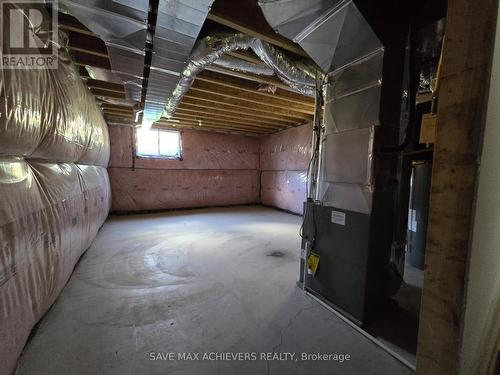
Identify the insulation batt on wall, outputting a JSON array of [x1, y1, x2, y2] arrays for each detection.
[[260, 124, 312, 214], [108, 126, 261, 212], [0, 9, 111, 373], [107, 124, 312, 214]]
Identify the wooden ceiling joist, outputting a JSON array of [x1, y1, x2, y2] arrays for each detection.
[[227, 51, 264, 65], [158, 118, 270, 134], [206, 11, 307, 57], [176, 106, 293, 127], [182, 94, 312, 121], [86, 79, 125, 94], [103, 109, 134, 117], [169, 120, 270, 133], [101, 103, 135, 112], [69, 46, 108, 59], [90, 88, 126, 99], [156, 122, 262, 136], [59, 23, 95, 37], [72, 51, 111, 70], [196, 71, 314, 106], [190, 83, 314, 115], [58, 7, 313, 136], [205, 65, 295, 92], [172, 112, 286, 131], [179, 98, 306, 125]]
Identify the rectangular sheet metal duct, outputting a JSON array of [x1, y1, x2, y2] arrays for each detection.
[[144, 0, 214, 122], [61, 0, 214, 120]]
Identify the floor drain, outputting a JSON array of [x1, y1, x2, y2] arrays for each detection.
[[267, 251, 284, 257]]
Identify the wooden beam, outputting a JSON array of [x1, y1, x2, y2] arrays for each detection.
[[72, 51, 111, 70], [175, 106, 292, 128], [179, 97, 305, 125], [196, 70, 314, 106], [59, 24, 96, 37], [416, 0, 497, 374], [156, 122, 262, 136], [190, 82, 315, 115], [103, 109, 134, 117], [101, 103, 135, 111], [171, 112, 284, 131], [158, 118, 270, 134], [104, 116, 134, 123], [90, 88, 126, 99], [68, 46, 108, 59], [86, 80, 125, 94], [183, 93, 312, 121], [207, 11, 307, 57], [205, 65, 296, 92], [227, 51, 264, 65]]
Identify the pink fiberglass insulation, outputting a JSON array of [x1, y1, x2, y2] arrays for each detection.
[[108, 127, 260, 212], [108, 126, 260, 170], [109, 168, 260, 211], [0, 9, 110, 373], [259, 124, 312, 214], [260, 170, 308, 214], [108, 126, 134, 168]]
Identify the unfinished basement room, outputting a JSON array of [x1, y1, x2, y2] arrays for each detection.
[[1, 0, 499, 374]]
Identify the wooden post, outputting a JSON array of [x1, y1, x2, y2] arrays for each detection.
[[416, 0, 498, 374]]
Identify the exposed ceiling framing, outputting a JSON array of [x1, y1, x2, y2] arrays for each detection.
[[56, 1, 315, 136]]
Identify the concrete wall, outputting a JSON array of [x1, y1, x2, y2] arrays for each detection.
[[459, 10, 500, 375], [108, 126, 260, 211], [260, 124, 312, 214]]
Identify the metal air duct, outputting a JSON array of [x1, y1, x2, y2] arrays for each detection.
[[144, 0, 215, 124], [60, 0, 215, 125], [259, 0, 383, 73], [60, 0, 149, 103]]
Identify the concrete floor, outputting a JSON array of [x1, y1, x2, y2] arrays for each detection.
[[17, 206, 412, 375]]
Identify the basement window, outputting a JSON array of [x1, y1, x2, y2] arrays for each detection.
[[136, 129, 182, 159]]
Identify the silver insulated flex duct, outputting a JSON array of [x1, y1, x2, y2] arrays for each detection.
[[163, 33, 317, 118], [212, 56, 275, 76]]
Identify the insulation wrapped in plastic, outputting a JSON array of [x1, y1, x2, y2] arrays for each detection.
[[259, 124, 312, 214], [0, 159, 110, 375], [0, 45, 110, 166], [108, 127, 260, 212], [109, 127, 260, 170], [213, 55, 275, 76], [0, 5, 111, 372], [261, 170, 308, 214], [108, 169, 260, 212], [164, 33, 317, 118], [108, 126, 135, 168]]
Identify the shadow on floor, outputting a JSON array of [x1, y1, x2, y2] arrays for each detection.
[[365, 282, 421, 359]]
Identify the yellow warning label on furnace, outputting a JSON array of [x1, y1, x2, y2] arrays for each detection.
[[307, 252, 320, 276]]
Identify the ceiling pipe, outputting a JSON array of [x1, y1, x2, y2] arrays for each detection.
[[163, 33, 319, 119], [213, 55, 275, 76]]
